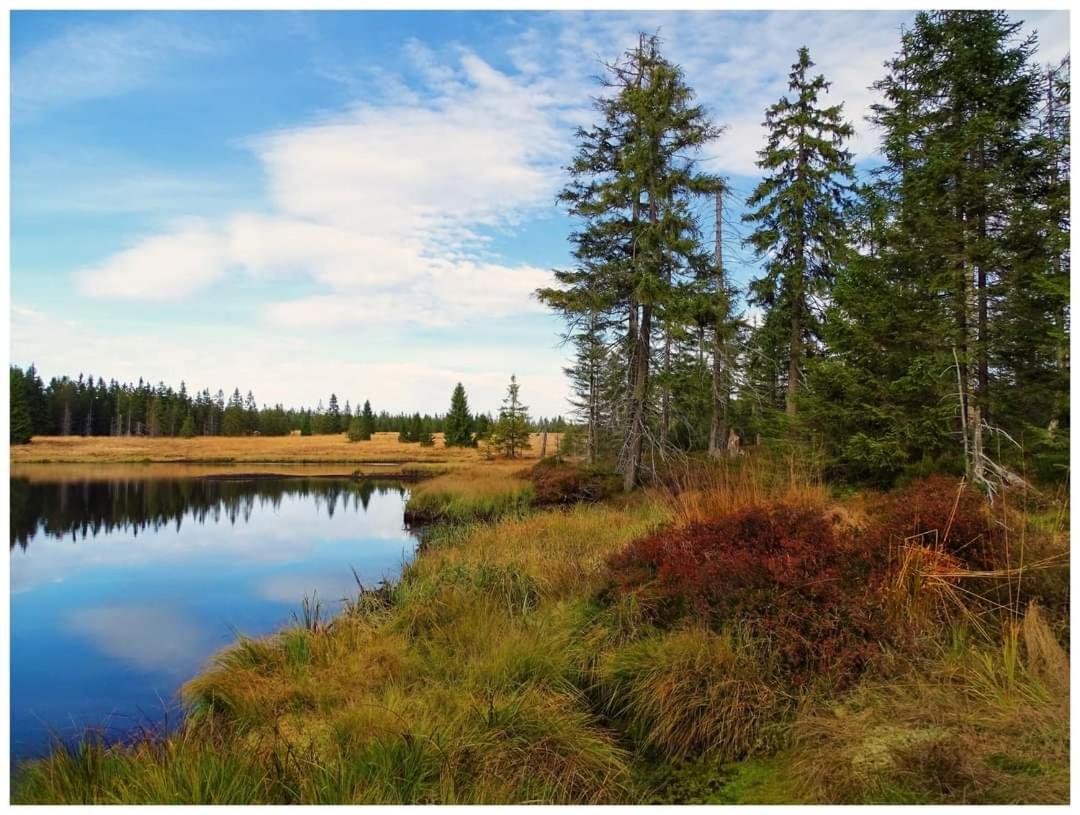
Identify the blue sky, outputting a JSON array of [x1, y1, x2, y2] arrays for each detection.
[[10, 10, 1069, 416]]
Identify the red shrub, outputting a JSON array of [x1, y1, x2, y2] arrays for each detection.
[[868, 475, 996, 568], [527, 459, 620, 506], [606, 476, 1001, 688], [608, 503, 889, 687]]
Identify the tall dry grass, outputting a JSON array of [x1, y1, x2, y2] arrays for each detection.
[[655, 450, 830, 526], [404, 463, 536, 523], [788, 604, 1069, 804]]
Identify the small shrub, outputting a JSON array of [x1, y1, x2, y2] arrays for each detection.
[[608, 502, 889, 686], [527, 459, 620, 506], [869, 474, 996, 568]]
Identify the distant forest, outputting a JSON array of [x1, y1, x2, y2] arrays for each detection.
[[7, 365, 567, 441]]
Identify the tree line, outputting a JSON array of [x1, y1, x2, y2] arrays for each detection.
[[9, 366, 566, 445], [540, 11, 1069, 490]]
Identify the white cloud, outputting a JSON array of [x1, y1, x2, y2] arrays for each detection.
[[76, 45, 568, 327], [65, 605, 209, 674], [13, 15, 215, 118], [75, 219, 231, 299], [506, 10, 1070, 176]]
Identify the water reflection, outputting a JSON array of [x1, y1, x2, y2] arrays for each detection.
[[10, 469, 418, 761], [11, 476, 399, 550]]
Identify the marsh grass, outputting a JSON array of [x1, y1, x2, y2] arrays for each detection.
[[11, 432, 560, 466], [788, 606, 1069, 804], [596, 626, 786, 761], [404, 464, 537, 523]]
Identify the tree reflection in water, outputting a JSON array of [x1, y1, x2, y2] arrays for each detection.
[[10, 477, 407, 550]]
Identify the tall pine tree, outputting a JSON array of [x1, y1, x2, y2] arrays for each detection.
[[743, 46, 855, 418]]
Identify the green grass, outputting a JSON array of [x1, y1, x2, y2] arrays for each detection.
[[404, 467, 536, 523]]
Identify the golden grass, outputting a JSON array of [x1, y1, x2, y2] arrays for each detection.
[[657, 451, 830, 526], [596, 626, 783, 761], [11, 432, 561, 465], [9, 461, 451, 482], [409, 500, 669, 602], [788, 605, 1069, 804], [405, 463, 537, 522]]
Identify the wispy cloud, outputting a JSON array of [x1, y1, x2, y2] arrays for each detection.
[[75, 42, 573, 327], [13, 14, 215, 119], [66, 605, 209, 674], [13, 148, 232, 216]]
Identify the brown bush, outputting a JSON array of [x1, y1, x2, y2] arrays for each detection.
[[526, 459, 620, 506], [869, 475, 996, 569], [607, 502, 891, 688]]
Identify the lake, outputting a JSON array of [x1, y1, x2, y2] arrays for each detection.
[[9, 465, 420, 762]]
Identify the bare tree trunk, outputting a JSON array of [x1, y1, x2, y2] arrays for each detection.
[[786, 311, 800, 417], [623, 302, 650, 493], [661, 328, 671, 441], [709, 191, 729, 457]]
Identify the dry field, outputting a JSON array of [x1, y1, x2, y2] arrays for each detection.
[[10, 432, 560, 466]]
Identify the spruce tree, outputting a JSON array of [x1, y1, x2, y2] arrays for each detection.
[[809, 12, 1052, 485], [490, 375, 532, 459], [327, 393, 342, 434], [538, 33, 723, 490], [222, 388, 245, 436], [10, 366, 33, 445], [743, 46, 855, 418], [179, 413, 195, 438], [444, 383, 475, 447], [347, 414, 364, 442], [358, 400, 375, 441]]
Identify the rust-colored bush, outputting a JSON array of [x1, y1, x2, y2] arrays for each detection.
[[869, 475, 996, 569], [608, 503, 889, 688], [527, 459, 620, 506]]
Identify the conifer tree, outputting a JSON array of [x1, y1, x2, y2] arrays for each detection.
[[347, 414, 364, 442], [10, 366, 33, 445], [743, 46, 855, 418], [490, 375, 532, 459], [327, 393, 342, 434], [222, 388, 245, 436], [444, 383, 475, 447], [808, 12, 1053, 485], [538, 33, 723, 490], [358, 400, 375, 441], [179, 413, 195, 438]]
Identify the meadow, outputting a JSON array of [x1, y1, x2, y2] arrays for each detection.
[[12, 453, 1069, 804], [9, 432, 559, 466]]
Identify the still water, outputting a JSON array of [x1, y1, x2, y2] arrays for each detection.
[[9, 465, 419, 761]]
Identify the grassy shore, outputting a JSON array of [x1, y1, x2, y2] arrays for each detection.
[[403, 463, 537, 524], [12, 457, 1069, 804], [9, 432, 560, 465]]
